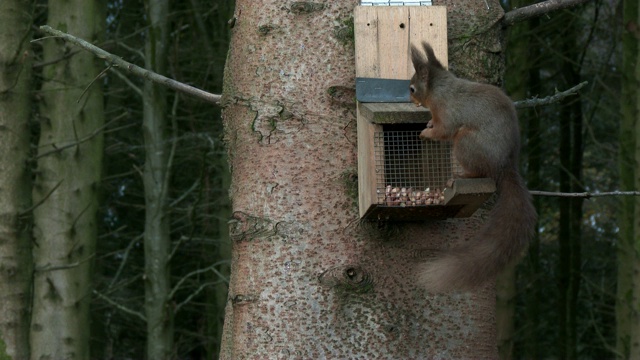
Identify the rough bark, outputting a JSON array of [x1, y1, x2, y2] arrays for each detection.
[[220, 0, 506, 358], [0, 0, 33, 358], [30, 1, 105, 359], [143, 0, 174, 358], [496, 267, 516, 360]]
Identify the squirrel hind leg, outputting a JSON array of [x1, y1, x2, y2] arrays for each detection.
[[460, 170, 485, 179], [453, 144, 494, 179]]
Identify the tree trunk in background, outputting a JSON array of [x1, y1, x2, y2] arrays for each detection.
[[557, 9, 583, 360], [220, 0, 506, 357], [188, 2, 234, 357], [499, 1, 536, 356], [0, 0, 33, 358], [522, 14, 542, 360], [633, 11, 640, 356], [143, 0, 174, 358], [505, 5, 543, 356], [208, 166, 231, 359], [30, 0, 105, 359], [496, 264, 516, 360], [617, 0, 638, 357]]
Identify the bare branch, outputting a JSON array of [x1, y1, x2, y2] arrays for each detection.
[[93, 290, 147, 322], [108, 234, 144, 290], [34, 254, 95, 272], [514, 81, 588, 109], [530, 190, 640, 198], [169, 260, 230, 300], [174, 281, 225, 314], [36, 25, 221, 105], [78, 63, 111, 103], [111, 67, 143, 96], [504, 0, 593, 27], [35, 113, 127, 159], [19, 179, 64, 216]]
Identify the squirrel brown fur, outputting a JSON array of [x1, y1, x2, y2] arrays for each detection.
[[409, 42, 537, 293]]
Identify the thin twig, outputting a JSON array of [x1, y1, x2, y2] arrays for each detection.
[[19, 179, 64, 216], [35, 115, 124, 159], [77, 63, 112, 103], [169, 260, 230, 300], [163, 92, 179, 215], [514, 81, 588, 109], [174, 281, 225, 314], [36, 25, 221, 105], [110, 67, 143, 96], [93, 290, 147, 322], [108, 234, 144, 290], [530, 190, 640, 198], [503, 0, 593, 27], [35, 254, 95, 272], [169, 179, 201, 208]]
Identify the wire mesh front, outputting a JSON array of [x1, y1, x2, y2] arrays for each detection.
[[374, 130, 459, 206]]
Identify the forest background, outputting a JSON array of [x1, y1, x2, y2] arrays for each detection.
[[0, 0, 638, 359]]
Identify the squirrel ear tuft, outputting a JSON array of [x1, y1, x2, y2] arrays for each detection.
[[411, 45, 427, 72], [422, 41, 444, 69]]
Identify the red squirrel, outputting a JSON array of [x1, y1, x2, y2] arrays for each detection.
[[409, 42, 537, 293]]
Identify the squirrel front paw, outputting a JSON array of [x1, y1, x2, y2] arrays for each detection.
[[419, 127, 434, 140]]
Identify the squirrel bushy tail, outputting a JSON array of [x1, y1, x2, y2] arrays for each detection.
[[416, 169, 536, 293]]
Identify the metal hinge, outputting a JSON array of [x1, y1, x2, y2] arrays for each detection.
[[360, 0, 433, 5]]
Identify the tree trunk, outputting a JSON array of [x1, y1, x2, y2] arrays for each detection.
[[499, 1, 538, 356], [557, 9, 584, 359], [143, 0, 174, 358], [496, 269, 516, 360], [0, 0, 33, 358], [505, 5, 544, 358], [522, 14, 542, 359], [632, 24, 640, 355], [208, 165, 231, 359], [617, 0, 639, 357], [630, 1, 640, 357], [220, 0, 506, 357], [30, 1, 105, 359]]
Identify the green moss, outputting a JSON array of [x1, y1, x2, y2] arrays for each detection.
[[258, 24, 277, 36], [220, 48, 237, 106], [326, 85, 356, 107], [278, 106, 293, 121], [249, 110, 263, 142], [228, 212, 279, 242], [333, 16, 355, 47], [291, 2, 325, 14], [268, 117, 277, 131], [0, 335, 8, 360], [341, 168, 358, 211]]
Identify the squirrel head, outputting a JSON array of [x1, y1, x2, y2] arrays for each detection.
[[409, 42, 444, 107]]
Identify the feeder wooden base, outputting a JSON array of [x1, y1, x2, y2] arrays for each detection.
[[360, 178, 496, 221]]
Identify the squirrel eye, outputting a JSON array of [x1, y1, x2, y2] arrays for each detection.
[[409, 85, 415, 93]]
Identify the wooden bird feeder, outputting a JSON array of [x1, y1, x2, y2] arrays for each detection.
[[354, 3, 495, 221]]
